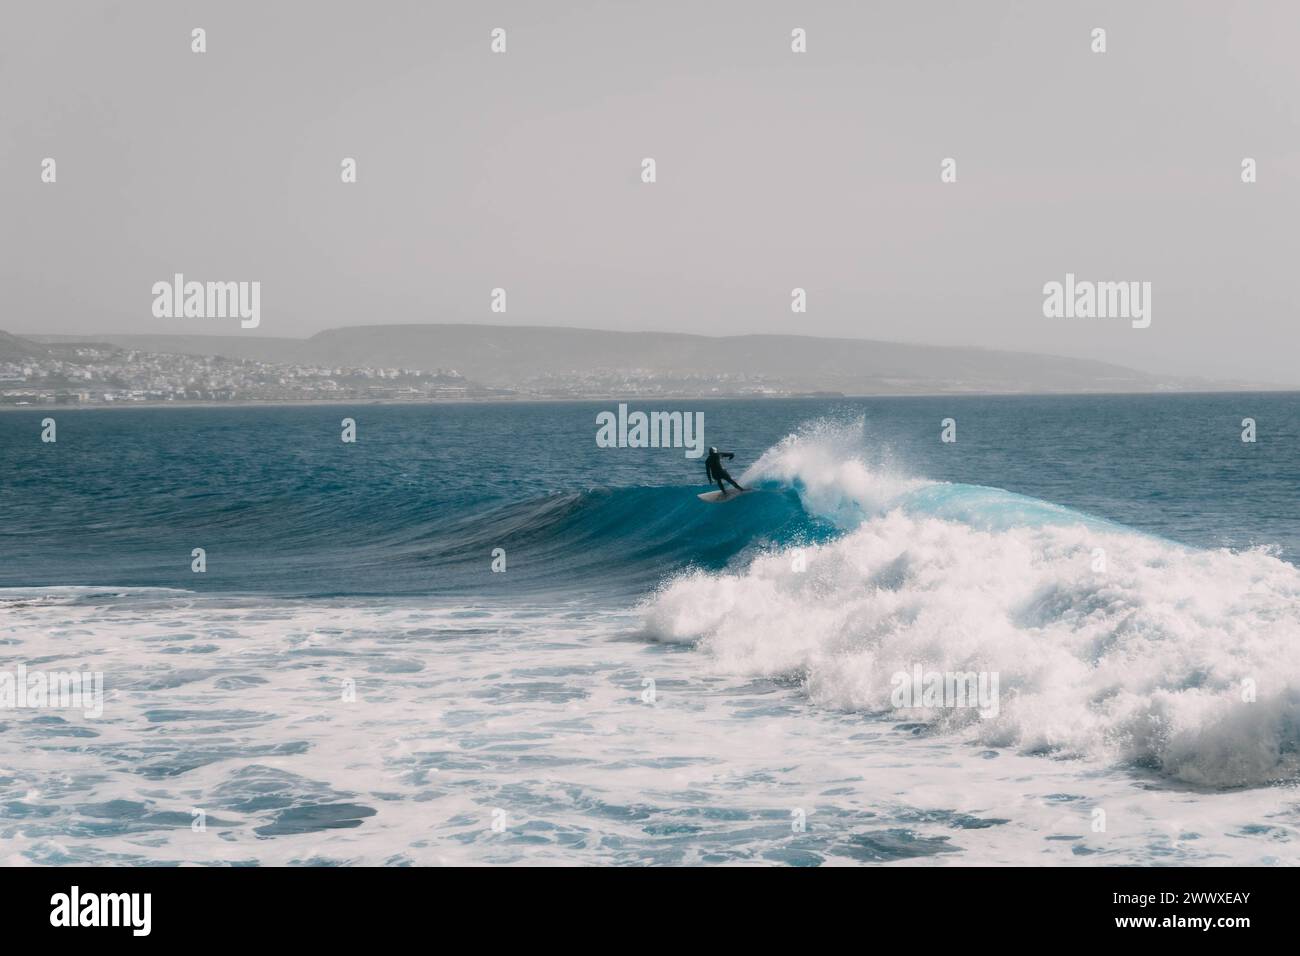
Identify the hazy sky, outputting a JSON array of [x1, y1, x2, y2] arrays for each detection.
[[3, 1, 1298, 383]]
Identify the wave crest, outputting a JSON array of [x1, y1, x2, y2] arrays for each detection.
[[645, 428, 1300, 788]]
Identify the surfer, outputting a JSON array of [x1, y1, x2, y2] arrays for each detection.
[[705, 446, 745, 494]]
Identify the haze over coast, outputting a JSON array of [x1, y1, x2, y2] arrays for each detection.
[[9, 323, 1275, 407]]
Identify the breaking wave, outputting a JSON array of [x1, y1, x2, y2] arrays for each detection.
[[643, 421, 1300, 788]]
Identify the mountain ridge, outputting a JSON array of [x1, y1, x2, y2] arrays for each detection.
[[12, 324, 1261, 394]]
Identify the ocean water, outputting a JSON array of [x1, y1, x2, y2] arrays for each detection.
[[2, 394, 1299, 866]]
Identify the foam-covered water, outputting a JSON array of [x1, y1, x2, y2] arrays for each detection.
[[645, 422, 1300, 790], [2, 396, 1299, 865]]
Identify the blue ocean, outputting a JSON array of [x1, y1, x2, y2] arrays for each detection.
[[2, 394, 1299, 865]]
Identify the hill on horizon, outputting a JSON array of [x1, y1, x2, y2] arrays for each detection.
[[15, 323, 1238, 395]]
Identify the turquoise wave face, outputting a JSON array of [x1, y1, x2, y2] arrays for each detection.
[[416, 485, 837, 598], [895, 483, 1126, 533], [0, 403, 839, 594]]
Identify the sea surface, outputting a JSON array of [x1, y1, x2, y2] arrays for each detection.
[[2, 394, 1299, 865]]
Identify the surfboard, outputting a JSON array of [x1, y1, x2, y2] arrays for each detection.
[[697, 489, 752, 503]]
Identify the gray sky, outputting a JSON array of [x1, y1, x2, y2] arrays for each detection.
[[2, 0, 1298, 383]]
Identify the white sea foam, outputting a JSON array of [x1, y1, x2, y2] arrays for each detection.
[[3, 592, 1295, 865], [738, 418, 927, 526], [646, 428, 1300, 788]]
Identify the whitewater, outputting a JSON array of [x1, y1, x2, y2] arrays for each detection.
[[646, 423, 1300, 791]]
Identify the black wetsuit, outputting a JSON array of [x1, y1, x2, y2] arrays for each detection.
[[705, 450, 744, 493]]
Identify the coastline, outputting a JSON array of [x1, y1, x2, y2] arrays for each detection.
[[1, 386, 1296, 413]]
